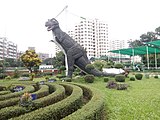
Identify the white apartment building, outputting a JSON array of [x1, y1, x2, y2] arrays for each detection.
[[0, 37, 17, 60], [57, 19, 109, 58]]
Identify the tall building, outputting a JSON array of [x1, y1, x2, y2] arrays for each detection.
[[58, 18, 109, 58], [0, 37, 17, 60]]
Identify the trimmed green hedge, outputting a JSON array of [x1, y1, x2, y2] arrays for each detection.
[[0, 85, 49, 109], [0, 91, 11, 95], [0, 84, 65, 120], [0, 84, 35, 101], [62, 83, 105, 120], [12, 83, 83, 120]]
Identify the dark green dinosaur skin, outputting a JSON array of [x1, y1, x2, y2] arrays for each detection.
[[45, 18, 117, 78]]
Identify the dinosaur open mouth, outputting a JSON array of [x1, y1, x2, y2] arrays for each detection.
[[47, 27, 52, 31]]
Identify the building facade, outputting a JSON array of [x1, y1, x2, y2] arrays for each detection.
[[0, 37, 17, 60]]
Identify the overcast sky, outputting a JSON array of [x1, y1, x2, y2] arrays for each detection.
[[0, 0, 160, 56]]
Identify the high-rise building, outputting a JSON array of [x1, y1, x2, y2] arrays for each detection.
[[0, 37, 17, 60]]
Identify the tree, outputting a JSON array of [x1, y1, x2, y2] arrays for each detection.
[[52, 51, 65, 68], [20, 50, 42, 73], [155, 26, 160, 37], [128, 39, 143, 48]]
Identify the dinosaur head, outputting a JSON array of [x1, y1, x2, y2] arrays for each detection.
[[45, 18, 59, 31]]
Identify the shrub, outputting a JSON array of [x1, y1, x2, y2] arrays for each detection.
[[21, 73, 30, 77], [135, 73, 143, 80], [0, 73, 7, 79], [5, 76, 11, 80], [154, 75, 158, 79], [106, 80, 117, 89], [85, 64, 95, 71], [84, 75, 94, 83], [115, 75, 125, 82], [45, 76, 50, 81], [114, 63, 124, 69], [13, 69, 20, 78], [130, 77, 135, 81], [104, 77, 109, 82], [117, 83, 128, 90]]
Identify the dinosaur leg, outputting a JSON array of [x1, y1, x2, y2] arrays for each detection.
[[66, 51, 75, 78]]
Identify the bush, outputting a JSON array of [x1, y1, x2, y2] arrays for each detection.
[[104, 77, 109, 82], [114, 63, 124, 69], [106, 80, 117, 89], [85, 64, 95, 71], [5, 76, 11, 80], [154, 75, 158, 79], [117, 83, 128, 90], [135, 73, 143, 80], [84, 75, 94, 83], [130, 77, 135, 81], [115, 75, 125, 82], [0, 73, 7, 79], [21, 73, 30, 77]]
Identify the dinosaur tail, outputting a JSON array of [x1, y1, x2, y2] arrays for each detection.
[[86, 68, 117, 77]]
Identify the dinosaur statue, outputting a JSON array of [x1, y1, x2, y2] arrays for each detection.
[[45, 18, 118, 78]]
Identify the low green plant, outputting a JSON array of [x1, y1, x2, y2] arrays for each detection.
[[85, 64, 95, 71], [114, 63, 124, 69], [104, 77, 109, 82], [84, 75, 95, 83], [135, 73, 143, 80], [115, 75, 125, 82], [130, 77, 135, 81], [5, 76, 11, 80], [154, 75, 158, 79]]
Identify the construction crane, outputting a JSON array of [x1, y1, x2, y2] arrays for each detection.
[[55, 5, 68, 18]]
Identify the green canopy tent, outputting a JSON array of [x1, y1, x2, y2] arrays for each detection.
[[109, 43, 160, 69]]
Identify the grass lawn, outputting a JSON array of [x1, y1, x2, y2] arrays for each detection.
[[1, 74, 160, 120], [77, 76, 160, 120]]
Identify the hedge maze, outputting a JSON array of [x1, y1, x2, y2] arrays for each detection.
[[0, 82, 105, 120]]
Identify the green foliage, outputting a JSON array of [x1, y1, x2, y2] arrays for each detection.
[[13, 69, 20, 78], [84, 75, 95, 83], [135, 73, 143, 80], [5, 76, 11, 80], [62, 83, 105, 120], [85, 64, 95, 71], [52, 51, 65, 68], [104, 77, 109, 82], [29, 73, 35, 80], [130, 77, 135, 81], [13, 84, 83, 120], [93, 60, 104, 71], [115, 75, 125, 82], [114, 63, 124, 69], [0, 73, 7, 79], [0, 85, 35, 101], [154, 75, 158, 79], [20, 50, 42, 73], [21, 73, 30, 77]]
